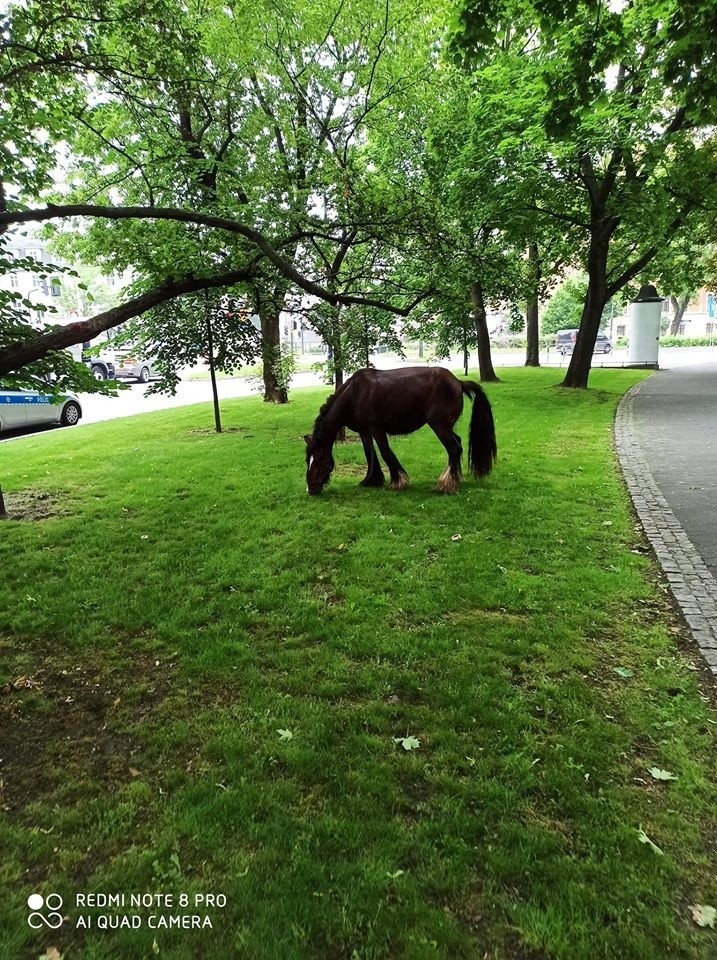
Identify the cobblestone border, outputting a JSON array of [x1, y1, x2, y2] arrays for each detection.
[[614, 377, 717, 677]]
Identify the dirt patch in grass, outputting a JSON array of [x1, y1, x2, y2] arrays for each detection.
[[0, 652, 147, 814], [444, 606, 533, 627], [0, 636, 250, 819], [334, 463, 367, 478], [0, 488, 66, 521], [188, 426, 253, 436]]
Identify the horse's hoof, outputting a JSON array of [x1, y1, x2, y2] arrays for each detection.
[[359, 475, 385, 487], [389, 472, 409, 491], [435, 468, 460, 494]]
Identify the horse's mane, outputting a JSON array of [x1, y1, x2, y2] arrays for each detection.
[[311, 383, 347, 446]]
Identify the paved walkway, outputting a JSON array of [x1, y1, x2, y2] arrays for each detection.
[[614, 363, 717, 677]]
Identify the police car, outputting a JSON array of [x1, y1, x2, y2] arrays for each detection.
[[0, 388, 82, 433]]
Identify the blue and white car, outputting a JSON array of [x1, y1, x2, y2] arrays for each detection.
[[0, 388, 82, 433]]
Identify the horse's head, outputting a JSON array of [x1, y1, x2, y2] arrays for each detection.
[[304, 434, 334, 495]]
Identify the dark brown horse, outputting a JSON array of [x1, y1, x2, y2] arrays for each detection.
[[304, 367, 497, 495]]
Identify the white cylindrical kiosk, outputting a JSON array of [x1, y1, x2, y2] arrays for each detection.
[[627, 284, 662, 367]]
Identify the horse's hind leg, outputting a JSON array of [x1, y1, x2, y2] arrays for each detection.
[[358, 432, 385, 487], [430, 423, 463, 494], [372, 428, 409, 490]]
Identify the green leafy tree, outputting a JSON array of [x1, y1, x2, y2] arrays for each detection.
[[114, 292, 261, 431], [421, 53, 578, 376], [541, 276, 587, 337], [0, 240, 118, 393], [452, 0, 717, 387], [646, 229, 715, 336], [35, 0, 439, 402]]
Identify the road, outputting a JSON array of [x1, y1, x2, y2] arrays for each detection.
[[2, 346, 715, 442], [631, 361, 717, 579]]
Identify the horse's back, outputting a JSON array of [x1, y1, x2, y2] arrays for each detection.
[[347, 367, 463, 435]]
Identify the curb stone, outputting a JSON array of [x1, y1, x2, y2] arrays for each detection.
[[614, 376, 717, 678]]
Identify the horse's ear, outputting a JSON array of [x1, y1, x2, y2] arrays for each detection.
[[303, 434, 311, 445]]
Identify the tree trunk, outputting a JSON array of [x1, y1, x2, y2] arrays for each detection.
[[525, 242, 541, 367], [668, 295, 690, 336], [561, 231, 610, 388], [332, 337, 344, 393], [330, 320, 346, 440], [259, 305, 288, 404], [470, 280, 500, 383], [205, 308, 222, 433], [0, 485, 7, 519]]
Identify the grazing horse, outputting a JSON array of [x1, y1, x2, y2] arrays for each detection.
[[304, 367, 497, 495]]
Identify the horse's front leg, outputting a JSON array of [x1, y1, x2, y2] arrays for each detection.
[[372, 429, 409, 490], [431, 425, 463, 494], [358, 432, 385, 487]]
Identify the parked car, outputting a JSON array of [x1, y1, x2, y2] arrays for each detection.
[[114, 349, 157, 383], [84, 352, 116, 381], [68, 341, 116, 380], [555, 329, 612, 355], [0, 387, 82, 432]]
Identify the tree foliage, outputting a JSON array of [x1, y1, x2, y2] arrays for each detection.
[[2, 0, 717, 396], [541, 276, 587, 337], [451, 0, 717, 386], [0, 0, 442, 388]]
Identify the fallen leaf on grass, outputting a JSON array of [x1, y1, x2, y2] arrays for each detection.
[[39, 949, 62, 960], [451, 534, 462, 542], [394, 735, 420, 751], [613, 667, 634, 679], [689, 904, 716, 928], [648, 767, 678, 781], [277, 729, 293, 742], [637, 827, 663, 855]]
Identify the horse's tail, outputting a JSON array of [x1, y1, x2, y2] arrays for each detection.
[[461, 380, 497, 477]]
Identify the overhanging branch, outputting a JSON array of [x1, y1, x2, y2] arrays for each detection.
[[0, 204, 430, 316], [0, 268, 253, 376]]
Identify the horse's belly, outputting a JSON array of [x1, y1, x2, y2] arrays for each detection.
[[352, 383, 428, 435], [382, 412, 426, 435]]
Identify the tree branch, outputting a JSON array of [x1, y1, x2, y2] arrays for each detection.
[[605, 205, 694, 299], [0, 267, 254, 376], [0, 205, 435, 374]]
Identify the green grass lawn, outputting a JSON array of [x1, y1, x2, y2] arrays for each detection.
[[1, 367, 715, 960]]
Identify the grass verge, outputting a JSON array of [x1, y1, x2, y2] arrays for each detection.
[[0, 367, 715, 960]]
